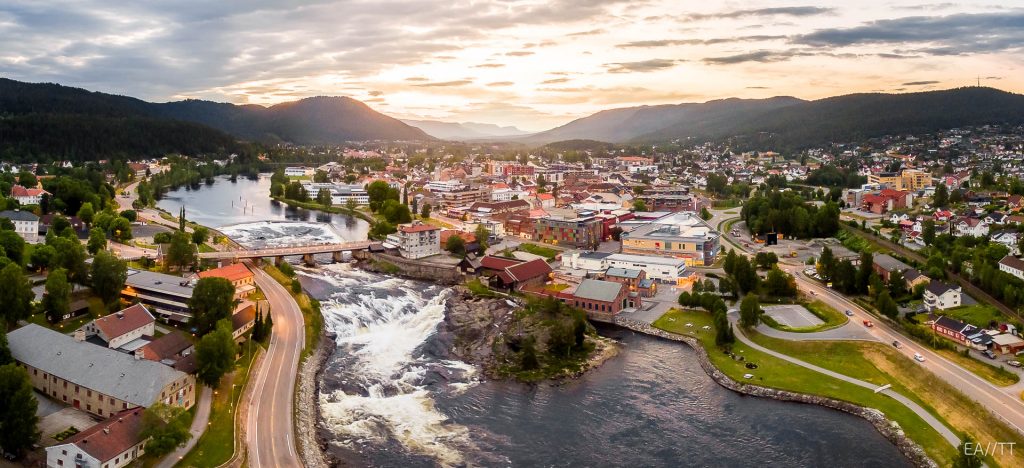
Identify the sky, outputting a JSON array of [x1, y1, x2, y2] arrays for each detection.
[[1, 1, 1023, 131]]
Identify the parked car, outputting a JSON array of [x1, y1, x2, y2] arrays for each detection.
[[863, 320, 874, 328], [1008, 361, 1022, 368], [914, 353, 926, 362], [983, 350, 997, 360], [844, 310, 854, 317], [892, 341, 902, 349]]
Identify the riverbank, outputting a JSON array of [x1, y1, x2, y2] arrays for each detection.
[[271, 195, 377, 226], [614, 316, 937, 468]]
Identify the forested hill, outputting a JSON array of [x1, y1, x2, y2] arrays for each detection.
[[0, 78, 431, 162]]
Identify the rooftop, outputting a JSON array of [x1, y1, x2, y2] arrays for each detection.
[[58, 408, 145, 463], [572, 279, 624, 303], [873, 254, 912, 273], [92, 304, 154, 341], [606, 267, 642, 279], [124, 269, 195, 298], [198, 263, 253, 283]]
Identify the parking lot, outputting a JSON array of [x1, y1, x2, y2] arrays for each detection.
[[762, 304, 823, 328]]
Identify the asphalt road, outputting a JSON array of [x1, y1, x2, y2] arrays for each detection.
[[247, 264, 304, 468]]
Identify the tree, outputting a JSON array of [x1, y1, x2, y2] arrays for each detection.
[[178, 206, 186, 231], [0, 325, 12, 366], [110, 216, 132, 241], [48, 236, 87, 283], [632, 199, 648, 212], [723, 249, 738, 276], [0, 263, 33, 325], [754, 251, 779, 269], [87, 227, 107, 254], [765, 267, 797, 297], [732, 256, 759, 294], [922, 220, 936, 246], [315, 188, 332, 208], [445, 234, 466, 256], [421, 203, 432, 219], [270, 182, 284, 198], [345, 198, 358, 213], [876, 290, 899, 319], [153, 231, 172, 244], [856, 251, 874, 294], [952, 437, 982, 468], [380, 199, 412, 224], [191, 226, 209, 245], [817, 246, 836, 280], [475, 223, 491, 251], [714, 310, 734, 346], [42, 268, 71, 323], [313, 170, 330, 183], [195, 319, 237, 387], [90, 251, 127, 305], [139, 403, 191, 457], [0, 230, 25, 265], [119, 209, 137, 222], [700, 207, 712, 220], [0, 364, 38, 457], [519, 336, 539, 370], [189, 277, 236, 336], [167, 231, 197, 270], [77, 202, 95, 226], [933, 184, 949, 208], [366, 181, 399, 211], [17, 171, 36, 188], [739, 295, 761, 328]]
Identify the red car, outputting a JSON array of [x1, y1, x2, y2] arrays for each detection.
[[863, 320, 874, 328]]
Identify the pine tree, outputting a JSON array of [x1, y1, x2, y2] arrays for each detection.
[[179, 206, 186, 231]]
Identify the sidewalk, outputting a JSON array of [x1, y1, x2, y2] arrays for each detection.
[[156, 386, 213, 468]]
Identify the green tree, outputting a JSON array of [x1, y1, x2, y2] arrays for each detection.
[[0, 325, 11, 366], [380, 199, 412, 224], [754, 251, 779, 269], [317, 188, 333, 208], [48, 236, 87, 283], [42, 268, 71, 323], [110, 216, 132, 241], [139, 403, 191, 457], [17, 172, 37, 188], [167, 231, 196, 270], [933, 184, 949, 208], [0, 263, 33, 325], [739, 295, 761, 328], [732, 256, 759, 294], [195, 319, 237, 387], [189, 277, 236, 336], [0, 230, 25, 265], [270, 182, 284, 198], [313, 170, 330, 183], [700, 206, 712, 220], [366, 181, 399, 211], [178, 206, 186, 231], [856, 251, 874, 294], [922, 220, 936, 246], [90, 251, 127, 306], [475, 223, 491, 251], [420, 203, 432, 219], [0, 364, 39, 457], [714, 311, 734, 346], [77, 202, 95, 226], [191, 226, 209, 245], [875, 290, 899, 319], [344, 198, 358, 213], [952, 437, 982, 468], [119, 209, 137, 222], [764, 267, 797, 297], [87, 227, 107, 254], [723, 249, 738, 275], [154, 231, 172, 244], [445, 234, 466, 256], [632, 199, 648, 211], [519, 336, 539, 370]]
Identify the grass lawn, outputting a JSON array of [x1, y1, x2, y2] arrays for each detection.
[[748, 332, 1024, 468], [176, 342, 260, 468], [466, 278, 498, 298], [518, 243, 559, 260], [197, 243, 216, 253], [652, 309, 959, 466], [761, 300, 848, 333], [421, 217, 454, 229], [943, 303, 1004, 328]]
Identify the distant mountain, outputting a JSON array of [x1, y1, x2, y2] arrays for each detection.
[[401, 119, 530, 140], [0, 78, 432, 161], [525, 87, 1024, 150]]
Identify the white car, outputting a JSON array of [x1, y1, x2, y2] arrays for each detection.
[[913, 353, 926, 363]]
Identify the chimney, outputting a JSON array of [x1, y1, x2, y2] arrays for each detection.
[[73, 329, 86, 342], [134, 349, 144, 360], [103, 427, 110, 434], [116, 312, 124, 319]]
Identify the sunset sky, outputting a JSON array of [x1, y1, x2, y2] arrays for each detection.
[[1, 1, 1022, 130]]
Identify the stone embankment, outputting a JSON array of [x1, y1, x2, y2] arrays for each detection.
[[353, 250, 463, 284], [296, 331, 334, 468], [614, 318, 936, 468]]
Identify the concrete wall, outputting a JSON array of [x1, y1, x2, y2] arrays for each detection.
[[353, 251, 463, 284]]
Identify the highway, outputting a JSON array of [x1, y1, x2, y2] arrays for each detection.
[[247, 263, 304, 468]]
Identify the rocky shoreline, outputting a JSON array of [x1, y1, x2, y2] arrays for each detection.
[[296, 330, 334, 468], [614, 318, 937, 468]]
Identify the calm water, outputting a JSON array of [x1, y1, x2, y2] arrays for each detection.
[[155, 175, 369, 239], [301, 265, 909, 468]]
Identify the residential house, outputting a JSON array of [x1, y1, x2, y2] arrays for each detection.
[[139, 331, 194, 364], [197, 263, 255, 299], [0, 209, 39, 243], [10, 184, 49, 205], [872, 254, 912, 282], [8, 324, 195, 418], [931, 315, 990, 349], [991, 232, 1020, 253], [536, 192, 555, 208], [385, 222, 441, 259], [999, 255, 1024, 281], [924, 281, 962, 311], [955, 217, 990, 237], [46, 408, 148, 468], [122, 269, 196, 323], [80, 304, 156, 350], [902, 269, 931, 289], [491, 258, 552, 291], [231, 302, 257, 340], [933, 210, 954, 222]]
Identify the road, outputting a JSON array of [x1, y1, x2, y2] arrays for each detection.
[[156, 386, 212, 468], [780, 263, 1024, 435], [246, 263, 304, 468]]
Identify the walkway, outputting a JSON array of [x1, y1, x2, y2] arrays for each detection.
[[728, 314, 960, 447], [198, 241, 374, 260], [156, 386, 213, 468]]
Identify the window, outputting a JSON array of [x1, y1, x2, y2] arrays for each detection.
[[62, 450, 66, 456], [57, 460, 63, 466]]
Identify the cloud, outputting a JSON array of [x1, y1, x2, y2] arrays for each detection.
[[686, 6, 834, 21], [368, 90, 383, 96], [541, 78, 570, 84], [746, 86, 769, 89], [616, 35, 785, 48], [567, 28, 605, 36], [486, 81, 514, 87], [412, 80, 472, 87], [404, 77, 430, 82], [703, 50, 799, 64], [901, 80, 939, 86], [793, 12, 1024, 55], [472, 63, 505, 68], [605, 59, 679, 73], [505, 51, 534, 57]]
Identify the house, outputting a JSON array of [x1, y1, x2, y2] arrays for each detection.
[[456, 253, 482, 274], [0, 209, 39, 243], [40, 214, 87, 237], [955, 217, 990, 237], [231, 302, 257, 340], [8, 324, 195, 418], [492, 258, 553, 291], [10, 184, 49, 205], [998, 255, 1024, 281], [122, 269, 196, 323], [564, 278, 636, 321], [902, 269, 931, 289], [991, 232, 1020, 253], [139, 331, 194, 364], [536, 192, 555, 208], [861, 189, 913, 214], [46, 408, 148, 468], [992, 333, 1024, 355], [284, 166, 314, 177], [198, 263, 255, 299], [933, 210, 953, 222], [604, 267, 657, 297], [385, 222, 441, 259], [930, 315, 991, 349], [872, 254, 912, 282], [81, 304, 156, 350], [924, 281, 962, 311]]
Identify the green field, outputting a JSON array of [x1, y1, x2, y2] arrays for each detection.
[[519, 243, 559, 260], [943, 303, 1004, 328]]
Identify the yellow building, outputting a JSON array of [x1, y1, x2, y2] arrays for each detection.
[[867, 169, 932, 191]]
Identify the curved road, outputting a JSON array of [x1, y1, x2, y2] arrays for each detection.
[[247, 263, 304, 468]]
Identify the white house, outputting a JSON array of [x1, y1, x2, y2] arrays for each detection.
[[999, 255, 1024, 281], [955, 218, 990, 238], [0, 209, 39, 243], [46, 408, 148, 468], [924, 281, 962, 311], [81, 304, 156, 350], [10, 184, 49, 205], [385, 222, 441, 259], [284, 166, 314, 177], [992, 232, 1020, 254]]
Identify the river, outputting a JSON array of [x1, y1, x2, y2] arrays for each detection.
[[173, 178, 909, 467]]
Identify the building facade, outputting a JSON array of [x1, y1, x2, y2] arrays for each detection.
[[0, 209, 40, 243], [387, 222, 441, 259], [533, 215, 603, 249]]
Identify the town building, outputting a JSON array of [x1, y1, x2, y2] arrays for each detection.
[[198, 263, 255, 299], [999, 255, 1024, 281], [139, 331, 194, 365], [872, 254, 912, 282], [81, 304, 156, 350], [284, 166, 314, 177], [46, 408, 148, 468], [564, 278, 636, 321], [604, 268, 656, 297], [232, 302, 258, 340], [8, 324, 196, 418], [385, 222, 441, 259], [619, 212, 720, 266], [491, 258, 553, 291], [861, 189, 913, 214], [564, 251, 690, 284], [129, 162, 149, 179], [924, 281, 962, 311], [533, 214, 603, 249], [122, 269, 196, 323], [10, 184, 49, 205], [437, 188, 487, 208], [636, 186, 702, 213], [0, 209, 40, 243], [931, 316, 989, 349]]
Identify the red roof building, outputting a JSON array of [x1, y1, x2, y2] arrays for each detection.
[[82, 304, 156, 349], [46, 408, 148, 468], [198, 263, 255, 299]]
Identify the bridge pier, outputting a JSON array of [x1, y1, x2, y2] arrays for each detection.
[[332, 251, 343, 263], [274, 256, 285, 266], [302, 253, 316, 267]]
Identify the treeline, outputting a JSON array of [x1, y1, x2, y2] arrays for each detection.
[[805, 165, 867, 188], [740, 191, 841, 238]]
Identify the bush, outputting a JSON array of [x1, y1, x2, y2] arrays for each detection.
[[290, 279, 302, 294], [278, 262, 295, 277]]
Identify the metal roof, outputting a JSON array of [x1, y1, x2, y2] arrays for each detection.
[[572, 279, 623, 303]]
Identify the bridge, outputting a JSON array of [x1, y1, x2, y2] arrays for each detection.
[[198, 240, 377, 265]]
